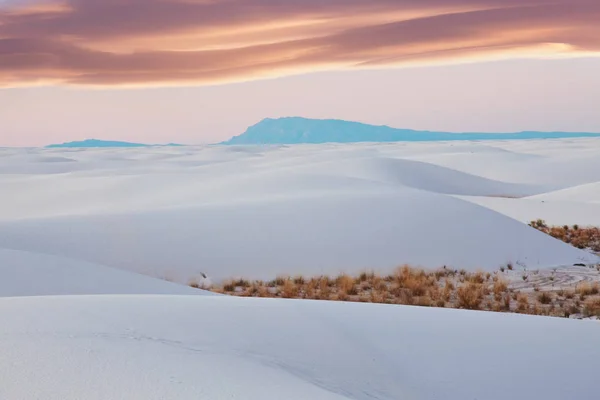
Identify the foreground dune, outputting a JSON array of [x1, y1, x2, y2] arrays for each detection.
[[1, 294, 599, 400]]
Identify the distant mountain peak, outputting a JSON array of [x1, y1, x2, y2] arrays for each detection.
[[222, 117, 600, 145], [46, 139, 183, 148]]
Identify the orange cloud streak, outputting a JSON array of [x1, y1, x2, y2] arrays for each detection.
[[0, 0, 599, 87]]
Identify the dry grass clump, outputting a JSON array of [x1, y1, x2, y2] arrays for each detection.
[[457, 282, 484, 310], [514, 293, 529, 313], [575, 281, 599, 297], [200, 259, 600, 319], [337, 274, 358, 296], [537, 291, 553, 305], [583, 297, 600, 318], [492, 278, 508, 301], [530, 219, 600, 252]]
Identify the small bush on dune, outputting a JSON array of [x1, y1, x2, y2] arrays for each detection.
[[318, 278, 331, 299], [531, 220, 600, 252], [576, 282, 595, 297], [567, 304, 581, 317], [357, 271, 373, 283], [272, 276, 287, 286], [502, 293, 511, 311], [583, 297, 600, 317], [457, 282, 484, 310], [293, 275, 305, 285], [337, 274, 358, 296], [233, 278, 250, 288], [493, 278, 508, 301], [222, 280, 236, 292], [537, 292, 553, 305], [516, 293, 529, 313], [416, 296, 432, 307], [469, 271, 486, 284], [281, 279, 298, 298]]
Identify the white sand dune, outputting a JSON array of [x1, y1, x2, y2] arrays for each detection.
[[299, 156, 546, 196], [0, 295, 599, 400], [527, 181, 600, 203], [0, 191, 595, 281], [2, 139, 600, 400], [457, 196, 600, 226], [401, 139, 600, 187], [1, 139, 599, 282], [0, 248, 209, 297]]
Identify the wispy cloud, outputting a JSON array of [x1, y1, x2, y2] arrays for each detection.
[[1, 0, 599, 87]]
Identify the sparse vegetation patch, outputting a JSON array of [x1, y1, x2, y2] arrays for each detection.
[[203, 264, 600, 319]]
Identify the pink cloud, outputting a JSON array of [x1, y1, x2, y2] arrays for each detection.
[[1, 0, 599, 87]]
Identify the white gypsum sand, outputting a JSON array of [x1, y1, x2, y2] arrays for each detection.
[[1, 139, 600, 400], [0, 139, 599, 281], [1, 295, 600, 400], [0, 247, 212, 297]]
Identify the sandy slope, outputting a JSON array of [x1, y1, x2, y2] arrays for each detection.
[[0, 192, 595, 281], [1, 294, 599, 400], [2, 139, 600, 400], [1, 139, 599, 282], [455, 196, 600, 226], [0, 248, 210, 297], [527, 182, 600, 203]]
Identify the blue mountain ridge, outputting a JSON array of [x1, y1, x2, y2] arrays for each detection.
[[222, 117, 600, 145], [46, 139, 183, 148]]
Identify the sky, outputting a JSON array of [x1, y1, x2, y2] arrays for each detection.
[[1, 0, 600, 146]]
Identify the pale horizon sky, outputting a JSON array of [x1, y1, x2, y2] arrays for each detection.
[[2, 0, 600, 146]]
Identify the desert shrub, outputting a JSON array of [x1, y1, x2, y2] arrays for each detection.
[[268, 276, 287, 287], [234, 278, 251, 288], [567, 304, 581, 317], [293, 275, 305, 285], [469, 271, 485, 284], [358, 294, 370, 303], [502, 294, 511, 311], [223, 280, 236, 292], [457, 282, 484, 310], [207, 262, 599, 319], [530, 221, 600, 251], [434, 269, 447, 281], [537, 292, 553, 305], [370, 290, 384, 303], [281, 279, 298, 298], [493, 278, 508, 301], [577, 282, 594, 297], [337, 274, 358, 296], [516, 293, 529, 313], [583, 297, 600, 317], [357, 271, 370, 283], [416, 296, 432, 307]]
